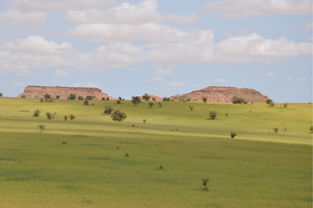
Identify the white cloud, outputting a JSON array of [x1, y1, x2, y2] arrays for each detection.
[[0, 10, 46, 24], [266, 72, 277, 78], [215, 78, 226, 83], [205, 0, 312, 18], [285, 77, 310, 82], [298, 22, 313, 31], [12, 81, 25, 87], [151, 76, 164, 82], [66, 0, 196, 25], [55, 69, 70, 77], [285, 77, 293, 82], [297, 78, 309, 82], [71, 82, 102, 88], [12, 0, 117, 11], [165, 82, 185, 87], [69, 23, 204, 43], [154, 68, 174, 75]]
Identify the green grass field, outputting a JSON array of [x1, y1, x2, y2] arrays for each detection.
[[0, 97, 311, 208]]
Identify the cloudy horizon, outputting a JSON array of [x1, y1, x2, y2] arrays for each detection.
[[0, 0, 312, 102]]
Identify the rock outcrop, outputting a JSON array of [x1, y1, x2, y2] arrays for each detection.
[[172, 86, 269, 103], [18, 86, 114, 100]]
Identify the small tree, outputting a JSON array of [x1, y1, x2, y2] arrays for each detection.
[[116, 100, 122, 104], [142, 94, 150, 101], [310, 126, 313, 133], [46, 112, 54, 120], [202, 178, 209, 191], [78, 96, 84, 100], [38, 124, 45, 133], [67, 94, 76, 100], [64, 115, 68, 122], [111, 110, 127, 122], [266, 99, 273, 104], [230, 132, 237, 138], [273, 128, 279, 134], [283, 102, 288, 108], [33, 109, 41, 117], [131, 96, 141, 106], [189, 105, 194, 111], [56, 95, 60, 99], [158, 102, 162, 108], [163, 97, 170, 101], [85, 96, 94, 101], [104, 106, 114, 115], [69, 114, 75, 121], [44, 93, 51, 100], [143, 119, 147, 124], [0, 92, 3, 97], [202, 97, 208, 103], [232, 96, 246, 104], [269, 102, 275, 107], [149, 102, 154, 108], [209, 111, 217, 120], [83, 100, 89, 106]]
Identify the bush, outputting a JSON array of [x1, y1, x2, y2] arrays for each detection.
[[269, 102, 275, 107], [310, 126, 313, 133], [230, 132, 237, 138], [78, 96, 84, 100], [56, 95, 60, 99], [69, 114, 75, 121], [202, 97, 207, 103], [266, 99, 273, 104], [232, 96, 246, 104], [125, 153, 130, 157], [85, 96, 94, 101], [143, 119, 147, 124], [44, 93, 51, 100], [131, 96, 141, 105], [158, 102, 162, 108], [189, 105, 194, 111], [209, 111, 217, 120], [67, 94, 76, 100], [38, 124, 45, 132], [116, 100, 122, 104], [111, 110, 127, 122], [0, 92, 3, 97], [283, 102, 288, 108], [273, 128, 279, 134], [149, 102, 154, 108], [33, 109, 41, 117], [83, 100, 89, 106], [202, 178, 209, 191], [64, 115, 68, 122], [46, 112, 55, 120], [104, 106, 113, 115], [163, 97, 171, 101], [142, 94, 150, 101]]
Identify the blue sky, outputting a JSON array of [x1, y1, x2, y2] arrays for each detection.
[[0, 0, 312, 102]]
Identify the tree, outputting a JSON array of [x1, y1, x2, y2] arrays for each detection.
[[0, 92, 3, 97], [56, 95, 60, 99], [131, 96, 141, 106], [158, 102, 162, 108], [44, 93, 51, 100], [189, 105, 194, 111], [273, 128, 279, 134], [142, 94, 151, 101], [209, 111, 217, 120], [83, 100, 89, 105], [104, 106, 114, 115], [202, 97, 208, 103], [310, 126, 313, 133], [85, 96, 94, 101], [283, 102, 288, 108], [230, 132, 237, 139], [149, 102, 154, 108], [78, 96, 84, 100], [163, 97, 171, 101], [69, 114, 75, 121], [232, 96, 246, 104], [38, 124, 45, 133], [67, 94, 76, 100], [64, 115, 68, 122], [266, 99, 273, 104], [202, 178, 209, 191], [111, 110, 127, 122], [116, 100, 122, 104], [33, 109, 41, 117], [46, 112, 55, 120]]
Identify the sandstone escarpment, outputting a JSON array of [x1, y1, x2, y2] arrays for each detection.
[[173, 86, 269, 103], [18, 86, 114, 100]]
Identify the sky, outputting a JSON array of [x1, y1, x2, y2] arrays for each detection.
[[0, 0, 312, 102]]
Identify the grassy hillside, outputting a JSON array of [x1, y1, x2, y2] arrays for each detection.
[[0, 98, 311, 208]]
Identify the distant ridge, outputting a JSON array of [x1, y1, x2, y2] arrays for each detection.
[[18, 85, 114, 100], [172, 86, 269, 103]]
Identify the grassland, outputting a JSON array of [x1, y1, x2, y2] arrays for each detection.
[[0, 97, 311, 208]]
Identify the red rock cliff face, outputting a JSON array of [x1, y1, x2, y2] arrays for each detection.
[[174, 86, 269, 103], [18, 86, 115, 100]]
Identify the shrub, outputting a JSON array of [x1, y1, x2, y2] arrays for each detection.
[[159, 165, 163, 170], [85, 96, 94, 101], [44, 93, 51, 100], [273, 128, 279, 134], [104, 106, 114, 115], [158, 102, 162, 108], [232, 96, 246, 104], [33, 109, 41, 117], [78, 96, 84, 100], [111, 110, 127, 122], [38, 124, 45, 132], [64, 115, 68, 122], [67, 94, 76, 100], [0, 92, 2, 97], [189, 105, 194, 111], [202, 97, 208, 103], [56, 95, 60, 99], [152, 98, 156, 101], [225, 113, 228, 117], [83, 100, 89, 106], [116, 100, 122, 104], [69, 114, 75, 121], [40, 98, 44, 102], [230, 132, 237, 138], [131, 96, 141, 105], [46, 112, 55, 120], [269, 102, 275, 107], [163, 97, 171, 101], [142, 93, 150, 101], [283, 102, 288, 108], [143, 119, 146, 124], [149, 102, 154, 108], [209, 111, 217, 120], [125, 153, 130, 157], [310, 126, 313, 133], [202, 178, 209, 191], [266, 99, 273, 104]]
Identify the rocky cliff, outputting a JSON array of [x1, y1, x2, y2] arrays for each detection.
[[18, 86, 114, 100], [173, 86, 269, 103]]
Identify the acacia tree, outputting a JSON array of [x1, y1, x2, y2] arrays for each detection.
[[142, 94, 150, 101], [111, 110, 127, 122], [202, 97, 208, 103], [131, 96, 141, 106]]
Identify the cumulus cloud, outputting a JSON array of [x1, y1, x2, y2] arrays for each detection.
[[205, 0, 312, 18], [55, 69, 70, 77], [66, 0, 196, 25], [266, 72, 277, 78], [12, 0, 117, 11], [215, 79, 226, 83], [297, 22, 313, 31], [151, 77, 164, 82], [165, 82, 185, 87], [0, 10, 46, 24], [154, 68, 174, 75]]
